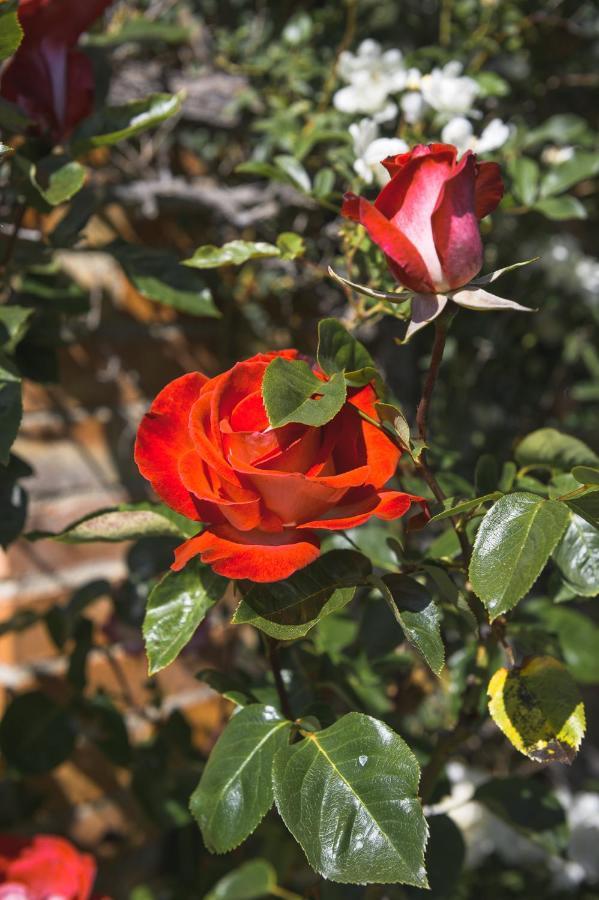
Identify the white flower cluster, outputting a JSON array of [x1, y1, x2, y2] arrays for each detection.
[[337, 40, 511, 185]]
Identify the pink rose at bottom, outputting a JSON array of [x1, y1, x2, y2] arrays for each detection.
[[0, 835, 101, 900]]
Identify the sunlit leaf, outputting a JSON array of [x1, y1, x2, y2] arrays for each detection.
[[144, 560, 229, 675], [183, 240, 280, 268], [203, 859, 277, 900], [379, 575, 445, 675], [232, 550, 371, 639], [27, 501, 200, 542], [0, 0, 22, 61], [553, 513, 599, 597], [30, 156, 86, 206], [262, 357, 346, 427], [488, 656, 585, 764], [273, 712, 428, 886], [190, 704, 291, 853], [469, 493, 569, 619], [72, 92, 183, 152]]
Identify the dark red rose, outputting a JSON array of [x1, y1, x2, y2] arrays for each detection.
[[0, 0, 113, 141]]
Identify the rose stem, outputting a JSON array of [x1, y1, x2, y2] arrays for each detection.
[[267, 638, 294, 721], [414, 313, 472, 563]]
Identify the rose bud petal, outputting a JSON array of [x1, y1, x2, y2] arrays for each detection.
[[342, 143, 504, 294], [0, 0, 113, 142], [135, 351, 427, 583], [0, 833, 99, 899]]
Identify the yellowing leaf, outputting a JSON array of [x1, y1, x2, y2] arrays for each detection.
[[488, 656, 585, 765]]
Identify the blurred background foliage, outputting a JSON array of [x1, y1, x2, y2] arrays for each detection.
[[0, 0, 598, 897]]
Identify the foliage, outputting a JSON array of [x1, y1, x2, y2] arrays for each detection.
[[0, 0, 598, 898]]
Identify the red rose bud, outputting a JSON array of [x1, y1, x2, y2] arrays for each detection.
[[0, 0, 113, 142], [342, 142, 504, 294], [0, 834, 99, 899], [135, 351, 426, 582]]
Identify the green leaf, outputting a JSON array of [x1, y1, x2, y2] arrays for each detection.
[[0, 354, 21, 465], [109, 244, 220, 317], [379, 575, 444, 675], [273, 712, 428, 886], [488, 656, 585, 764], [533, 195, 586, 220], [474, 71, 510, 97], [469, 493, 570, 620], [474, 777, 565, 837], [144, 560, 228, 675], [523, 114, 590, 147], [539, 152, 599, 198], [274, 154, 311, 192], [313, 166, 335, 198], [317, 318, 377, 386], [428, 492, 501, 523], [27, 501, 200, 542], [30, 156, 86, 206], [0, 0, 23, 61], [183, 240, 280, 269], [532, 605, 599, 684], [0, 305, 33, 352], [565, 488, 599, 528], [0, 691, 75, 774], [571, 465, 599, 486], [508, 157, 539, 206], [190, 704, 291, 853], [262, 357, 346, 428], [515, 428, 599, 470], [232, 550, 371, 640], [553, 513, 599, 597], [275, 231, 305, 260], [204, 859, 278, 900], [72, 92, 183, 152]]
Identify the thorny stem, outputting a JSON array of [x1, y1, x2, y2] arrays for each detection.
[[416, 315, 449, 443], [267, 638, 294, 721], [414, 312, 472, 563]]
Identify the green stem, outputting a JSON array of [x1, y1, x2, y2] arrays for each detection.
[[267, 638, 294, 721]]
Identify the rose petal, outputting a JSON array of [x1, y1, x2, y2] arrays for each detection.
[[432, 151, 483, 290], [134, 373, 208, 519], [341, 192, 432, 293], [474, 161, 504, 219], [383, 150, 457, 291], [172, 526, 320, 582]]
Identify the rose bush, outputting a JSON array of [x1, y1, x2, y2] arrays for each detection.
[[341, 142, 504, 293], [0, 834, 97, 900], [135, 349, 426, 582], [0, 0, 112, 141]]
